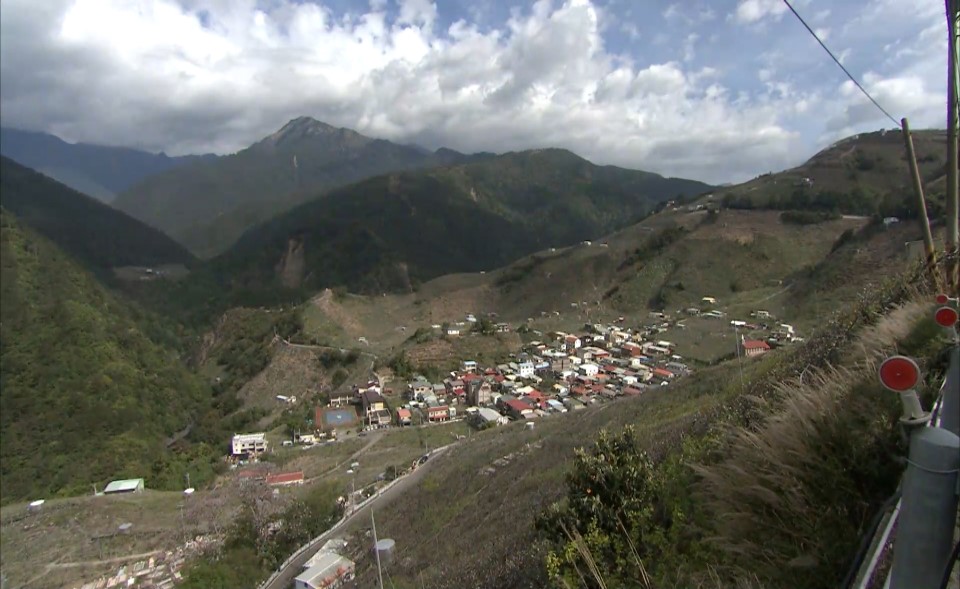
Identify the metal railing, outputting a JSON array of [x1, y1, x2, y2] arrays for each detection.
[[849, 308, 960, 589]]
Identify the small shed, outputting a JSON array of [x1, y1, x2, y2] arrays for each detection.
[[103, 479, 145, 494]]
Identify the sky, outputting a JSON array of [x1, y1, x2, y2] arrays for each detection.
[[0, 0, 948, 184]]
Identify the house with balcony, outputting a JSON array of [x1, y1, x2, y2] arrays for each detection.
[[427, 405, 450, 422], [232, 433, 268, 457]]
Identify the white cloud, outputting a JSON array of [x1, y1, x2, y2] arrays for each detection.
[[824, 0, 944, 138], [813, 27, 829, 41], [0, 0, 944, 185], [731, 0, 787, 24]]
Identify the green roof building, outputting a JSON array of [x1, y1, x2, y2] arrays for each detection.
[[103, 478, 144, 494]]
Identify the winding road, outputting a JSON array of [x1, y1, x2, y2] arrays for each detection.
[[262, 445, 451, 589]]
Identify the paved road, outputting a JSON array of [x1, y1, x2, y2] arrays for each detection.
[[263, 445, 451, 589]]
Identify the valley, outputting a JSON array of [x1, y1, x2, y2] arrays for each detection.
[[0, 121, 954, 589]]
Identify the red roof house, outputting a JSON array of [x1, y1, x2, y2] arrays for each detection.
[[427, 405, 450, 422], [653, 368, 675, 380], [266, 471, 304, 487], [504, 399, 533, 419], [742, 339, 771, 357]]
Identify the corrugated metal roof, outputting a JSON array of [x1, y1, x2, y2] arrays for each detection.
[[295, 553, 354, 587], [103, 479, 144, 493]]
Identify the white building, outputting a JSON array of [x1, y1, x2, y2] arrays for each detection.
[[476, 407, 509, 426], [579, 363, 599, 377], [518, 362, 535, 378], [294, 553, 355, 589], [232, 433, 268, 456]]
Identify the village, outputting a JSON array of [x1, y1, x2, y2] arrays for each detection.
[[56, 296, 804, 589], [233, 295, 804, 464]]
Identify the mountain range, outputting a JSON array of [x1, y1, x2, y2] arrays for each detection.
[[0, 127, 215, 202], [112, 117, 497, 257], [0, 207, 212, 501], [207, 146, 714, 299]]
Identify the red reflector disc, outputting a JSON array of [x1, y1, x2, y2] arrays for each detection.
[[935, 306, 959, 327], [879, 356, 920, 392], [936, 294, 949, 304]]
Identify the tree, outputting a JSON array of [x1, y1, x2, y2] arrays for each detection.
[[474, 316, 495, 335]]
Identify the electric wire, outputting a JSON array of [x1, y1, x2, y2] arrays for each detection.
[[781, 0, 902, 129]]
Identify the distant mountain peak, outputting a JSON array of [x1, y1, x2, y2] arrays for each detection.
[[280, 116, 337, 134], [256, 116, 366, 151]]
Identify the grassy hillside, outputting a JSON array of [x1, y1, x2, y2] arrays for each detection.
[[285, 207, 920, 368], [0, 208, 212, 503], [113, 117, 492, 257], [705, 128, 948, 218], [0, 157, 195, 273], [0, 127, 216, 202]]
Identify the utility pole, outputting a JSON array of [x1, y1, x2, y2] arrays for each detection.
[[946, 0, 960, 294], [734, 325, 745, 394], [901, 118, 938, 281], [371, 509, 385, 589]]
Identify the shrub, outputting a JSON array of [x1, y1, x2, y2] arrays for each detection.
[[830, 228, 855, 253], [779, 210, 841, 225]]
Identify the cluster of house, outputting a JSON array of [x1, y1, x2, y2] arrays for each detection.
[[373, 329, 695, 429], [661, 300, 802, 354], [294, 538, 355, 589], [429, 312, 512, 338]]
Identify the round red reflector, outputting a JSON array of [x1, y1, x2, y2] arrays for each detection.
[[935, 306, 959, 327], [936, 294, 949, 304], [879, 356, 921, 392]]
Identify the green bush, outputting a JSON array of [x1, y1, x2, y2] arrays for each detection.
[[779, 210, 841, 225]]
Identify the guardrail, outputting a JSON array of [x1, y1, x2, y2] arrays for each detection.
[[256, 444, 451, 589], [848, 301, 960, 589]]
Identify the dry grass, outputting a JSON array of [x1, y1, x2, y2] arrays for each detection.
[[691, 298, 934, 588], [0, 486, 253, 589], [236, 344, 331, 427]]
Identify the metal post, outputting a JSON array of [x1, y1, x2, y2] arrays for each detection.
[[734, 326, 745, 393], [946, 0, 960, 294], [939, 346, 960, 436], [371, 509, 384, 589], [888, 427, 960, 589]]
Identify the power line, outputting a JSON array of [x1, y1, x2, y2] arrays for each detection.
[[781, 0, 902, 129]]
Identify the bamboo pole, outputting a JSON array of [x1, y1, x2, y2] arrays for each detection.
[[902, 118, 938, 281]]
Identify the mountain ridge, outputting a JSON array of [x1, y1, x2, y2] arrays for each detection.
[[0, 156, 195, 274], [0, 127, 216, 202], [0, 208, 215, 503]]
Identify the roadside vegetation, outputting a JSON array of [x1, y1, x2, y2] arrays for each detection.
[[535, 270, 949, 588], [179, 482, 343, 589]]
